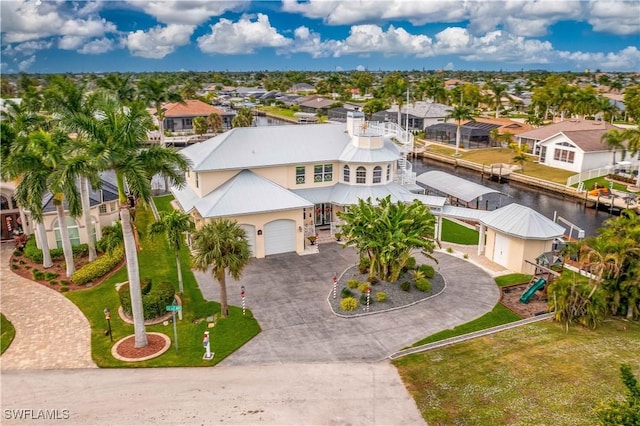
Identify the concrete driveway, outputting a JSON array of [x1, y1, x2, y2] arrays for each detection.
[[194, 243, 500, 365]]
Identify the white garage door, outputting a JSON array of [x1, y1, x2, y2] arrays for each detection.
[[264, 219, 296, 256], [239, 224, 256, 257], [493, 232, 509, 267]]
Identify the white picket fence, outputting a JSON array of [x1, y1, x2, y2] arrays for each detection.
[[566, 167, 612, 187]]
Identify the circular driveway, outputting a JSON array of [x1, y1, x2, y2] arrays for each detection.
[[194, 243, 500, 365]]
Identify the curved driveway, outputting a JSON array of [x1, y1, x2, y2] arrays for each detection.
[[194, 243, 500, 365]]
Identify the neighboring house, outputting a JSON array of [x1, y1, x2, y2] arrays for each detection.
[[288, 83, 315, 93], [172, 111, 429, 259], [298, 97, 336, 116], [425, 121, 501, 148], [0, 171, 121, 249], [371, 101, 450, 131], [160, 99, 233, 133], [517, 119, 637, 172], [0, 180, 24, 241]]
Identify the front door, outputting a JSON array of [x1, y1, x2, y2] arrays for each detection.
[[314, 203, 332, 226]]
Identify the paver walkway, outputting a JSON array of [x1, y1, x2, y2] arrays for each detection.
[[0, 242, 96, 370]]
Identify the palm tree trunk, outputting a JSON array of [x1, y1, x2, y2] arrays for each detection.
[[218, 271, 229, 317], [455, 123, 462, 156], [121, 204, 148, 347], [55, 203, 75, 277], [157, 113, 170, 193], [175, 252, 184, 294], [35, 221, 53, 268], [80, 177, 97, 261]]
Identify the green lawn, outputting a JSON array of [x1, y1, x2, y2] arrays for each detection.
[[258, 106, 297, 119], [575, 176, 630, 192], [395, 319, 640, 425], [1, 313, 16, 355], [495, 273, 532, 287], [441, 218, 479, 244], [65, 197, 261, 367]]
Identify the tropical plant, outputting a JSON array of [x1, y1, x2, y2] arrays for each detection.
[[601, 128, 627, 167], [95, 73, 136, 104], [383, 71, 408, 125], [338, 196, 439, 282], [445, 104, 474, 156], [595, 364, 640, 425], [510, 142, 529, 171], [192, 116, 208, 137], [64, 92, 189, 348], [485, 81, 512, 118], [191, 219, 250, 318], [232, 107, 254, 128], [148, 209, 194, 294], [207, 112, 223, 134], [137, 76, 183, 147]]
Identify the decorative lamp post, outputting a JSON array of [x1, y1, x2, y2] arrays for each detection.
[[366, 287, 371, 312], [240, 285, 246, 316], [103, 308, 112, 342], [332, 273, 337, 299]]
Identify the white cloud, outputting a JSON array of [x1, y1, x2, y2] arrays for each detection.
[[557, 45, 640, 71], [126, 24, 194, 58], [11, 40, 53, 55], [277, 26, 337, 58], [443, 62, 455, 70], [587, 0, 640, 35], [74, 1, 104, 16], [126, 0, 246, 25], [59, 35, 85, 50], [332, 24, 433, 58], [355, 64, 366, 71], [18, 55, 36, 71], [79, 37, 114, 55], [197, 14, 291, 55]]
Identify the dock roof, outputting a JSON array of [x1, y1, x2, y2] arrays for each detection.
[[416, 171, 501, 203]]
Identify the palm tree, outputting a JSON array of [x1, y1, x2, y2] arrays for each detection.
[[622, 127, 640, 187], [383, 72, 408, 125], [207, 112, 223, 134], [192, 116, 208, 137], [509, 142, 529, 171], [445, 104, 474, 156], [485, 81, 512, 118], [191, 219, 250, 318], [65, 93, 189, 348], [601, 128, 627, 167], [232, 108, 254, 128], [148, 209, 194, 294], [137, 76, 183, 147], [96, 73, 136, 104]]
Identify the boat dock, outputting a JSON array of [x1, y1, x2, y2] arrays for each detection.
[[583, 188, 639, 213]]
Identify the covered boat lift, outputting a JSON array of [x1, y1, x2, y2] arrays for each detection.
[[416, 170, 503, 209]]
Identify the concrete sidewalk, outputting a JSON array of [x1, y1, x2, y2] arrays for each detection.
[[0, 243, 96, 370], [194, 243, 500, 365]]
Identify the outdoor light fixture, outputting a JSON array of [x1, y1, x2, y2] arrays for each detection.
[[298, 226, 302, 232], [257, 229, 262, 236], [103, 308, 112, 342]]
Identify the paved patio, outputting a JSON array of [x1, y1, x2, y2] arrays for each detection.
[[193, 243, 501, 365]]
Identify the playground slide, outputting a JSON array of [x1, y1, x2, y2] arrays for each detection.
[[519, 278, 547, 304]]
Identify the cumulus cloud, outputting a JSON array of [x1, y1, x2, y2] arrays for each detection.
[[587, 0, 640, 35], [10, 40, 53, 55], [126, 0, 246, 25], [79, 37, 114, 55], [126, 24, 194, 58], [59, 35, 85, 50], [18, 55, 36, 71], [356, 64, 366, 71], [197, 14, 290, 54], [332, 25, 433, 58], [557, 45, 640, 70]]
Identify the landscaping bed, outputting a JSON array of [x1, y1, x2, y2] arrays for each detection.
[[500, 283, 550, 318]]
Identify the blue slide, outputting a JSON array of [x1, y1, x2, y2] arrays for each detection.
[[519, 278, 547, 304]]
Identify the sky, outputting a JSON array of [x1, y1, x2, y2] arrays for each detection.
[[1, 0, 640, 74]]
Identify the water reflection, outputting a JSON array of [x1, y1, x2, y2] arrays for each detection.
[[412, 158, 611, 237]]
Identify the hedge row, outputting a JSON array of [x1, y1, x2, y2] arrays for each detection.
[[24, 237, 89, 263], [71, 246, 124, 285], [118, 279, 176, 320]]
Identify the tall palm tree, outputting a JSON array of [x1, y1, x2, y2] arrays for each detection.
[[148, 209, 194, 294], [65, 93, 189, 348], [96, 73, 136, 104], [601, 128, 627, 167], [207, 112, 223, 134], [383, 72, 408, 125], [622, 127, 640, 187], [232, 108, 254, 128], [445, 104, 474, 156], [137, 76, 183, 148], [191, 219, 250, 318], [485, 81, 512, 118]]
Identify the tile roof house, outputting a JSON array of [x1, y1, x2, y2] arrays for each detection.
[[172, 111, 434, 258], [160, 99, 234, 133], [371, 101, 451, 131], [517, 119, 638, 173]]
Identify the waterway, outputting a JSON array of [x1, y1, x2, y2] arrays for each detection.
[[254, 115, 610, 237], [411, 158, 611, 237]]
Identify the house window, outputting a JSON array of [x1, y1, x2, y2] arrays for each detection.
[[99, 205, 107, 214], [314, 164, 333, 182], [356, 166, 366, 184], [195, 172, 199, 188], [386, 164, 391, 181], [553, 148, 575, 164], [373, 166, 382, 183], [343, 165, 350, 183], [296, 166, 305, 184], [53, 217, 81, 247], [0, 195, 9, 210], [110, 202, 116, 212], [184, 118, 193, 128]]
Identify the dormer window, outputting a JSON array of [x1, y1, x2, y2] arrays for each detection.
[[356, 166, 366, 184], [373, 166, 382, 183], [343, 165, 350, 183]]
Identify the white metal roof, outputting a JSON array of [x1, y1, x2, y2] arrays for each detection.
[[481, 203, 565, 240], [416, 171, 501, 203], [441, 205, 492, 221], [338, 139, 401, 163], [292, 182, 415, 206], [174, 170, 313, 218]]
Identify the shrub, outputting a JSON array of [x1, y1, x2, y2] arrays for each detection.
[[376, 292, 387, 302], [32, 270, 45, 280], [419, 264, 436, 279], [19, 260, 25, 264], [119, 279, 176, 320], [346, 279, 360, 289], [446, 247, 453, 253], [24, 237, 43, 263], [367, 276, 379, 285], [71, 246, 124, 285], [60, 280, 69, 286], [359, 293, 373, 306], [44, 271, 58, 281], [463, 253, 469, 259], [334, 232, 342, 241], [358, 283, 370, 293], [402, 256, 417, 272], [10, 264, 18, 270], [412, 270, 425, 281], [340, 297, 359, 311], [23, 237, 89, 262], [341, 287, 354, 298], [49, 280, 58, 286], [358, 257, 370, 274], [400, 281, 411, 292], [60, 286, 69, 293], [415, 278, 432, 292], [13, 250, 22, 257], [25, 265, 31, 270]]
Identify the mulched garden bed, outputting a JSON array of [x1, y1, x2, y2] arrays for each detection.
[[112, 332, 170, 362], [328, 265, 446, 316], [500, 283, 550, 318]]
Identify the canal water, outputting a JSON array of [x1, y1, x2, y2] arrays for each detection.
[[254, 115, 609, 237]]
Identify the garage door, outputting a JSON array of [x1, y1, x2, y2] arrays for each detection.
[[264, 219, 296, 256], [493, 232, 509, 267], [239, 224, 256, 257]]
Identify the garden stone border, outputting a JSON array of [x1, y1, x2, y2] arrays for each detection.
[[111, 332, 171, 362]]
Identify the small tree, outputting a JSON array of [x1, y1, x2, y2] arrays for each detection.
[[207, 112, 223, 134], [193, 116, 208, 137], [510, 142, 529, 171], [595, 364, 640, 425]]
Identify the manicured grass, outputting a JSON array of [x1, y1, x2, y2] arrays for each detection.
[[440, 218, 479, 244], [66, 198, 261, 367], [258, 106, 297, 119], [575, 176, 630, 192], [495, 273, 532, 287], [152, 194, 174, 213], [395, 319, 640, 425], [1, 313, 16, 355], [412, 303, 521, 347]]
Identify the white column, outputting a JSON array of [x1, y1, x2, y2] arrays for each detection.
[[477, 223, 486, 255]]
